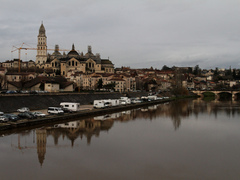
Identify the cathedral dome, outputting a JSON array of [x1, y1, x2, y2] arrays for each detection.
[[67, 44, 79, 58]]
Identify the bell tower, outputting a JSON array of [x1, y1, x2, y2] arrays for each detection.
[[36, 22, 47, 64]]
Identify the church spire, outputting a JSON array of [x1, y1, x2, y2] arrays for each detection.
[[36, 22, 47, 64], [39, 22, 46, 36]]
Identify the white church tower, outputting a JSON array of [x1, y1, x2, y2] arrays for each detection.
[[36, 22, 47, 64]]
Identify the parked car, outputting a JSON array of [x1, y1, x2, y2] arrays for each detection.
[[0, 115, 9, 122], [30, 90, 38, 94], [0, 90, 7, 94], [4, 114, 19, 122], [18, 112, 35, 119], [131, 99, 142, 104], [17, 107, 30, 112], [61, 108, 73, 113], [32, 111, 46, 117], [20, 90, 29, 94], [6, 90, 17, 94]]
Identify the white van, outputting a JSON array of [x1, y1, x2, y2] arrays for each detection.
[[120, 97, 131, 105], [148, 95, 157, 101], [48, 107, 64, 114], [60, 102, 80, 112]]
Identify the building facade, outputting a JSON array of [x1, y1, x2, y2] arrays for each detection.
[[35, 23, 114, 76], [36, 22, 48, 65]]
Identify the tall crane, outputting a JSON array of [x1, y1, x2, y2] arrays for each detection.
[[11, 43, 71, 73]]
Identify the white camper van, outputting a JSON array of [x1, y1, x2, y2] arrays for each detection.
[[93, 100, 106, 109], [120, 97, 131, 105], [60, 102, 80, 112], [104, 99, 120, 107], [110, 99, 120, 106]]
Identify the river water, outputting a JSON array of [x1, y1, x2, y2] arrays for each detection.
[[1, 99, 240, 180]]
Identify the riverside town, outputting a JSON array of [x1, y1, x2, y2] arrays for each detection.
[[1, 22, 240, 180], [1, 23, 240, 95]]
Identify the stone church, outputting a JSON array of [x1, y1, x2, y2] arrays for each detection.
[[35, 23, 114, 76]]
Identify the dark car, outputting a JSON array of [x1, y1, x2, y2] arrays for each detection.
[[4, 114, 19, 122], [0, 90, 8, 94], [62, 108, 73, 113], [18, 112, 36, 119]]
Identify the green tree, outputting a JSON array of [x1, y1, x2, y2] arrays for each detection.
[[161, 65, 171, 71], [214, 67, 219, 76], [103, 82, 115, 90], [193, 65, 201, 76], [97, 78, 103, 89]]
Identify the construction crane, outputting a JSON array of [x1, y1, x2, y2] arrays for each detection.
[[11, 43, 71, 73]]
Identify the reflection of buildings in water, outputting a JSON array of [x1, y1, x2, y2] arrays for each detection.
[[94, 113, 122, 121], [50, 119, 114, 146], [148, 105, 158, 110], [21, 100, 240, 167], [192, 99, 240, 117], [36, 129, 47, 167], [141, 108, 148, 112]]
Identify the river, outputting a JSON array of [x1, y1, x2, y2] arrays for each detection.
[[1, 99, 240, 180]]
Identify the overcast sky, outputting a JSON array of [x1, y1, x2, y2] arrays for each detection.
[[1, 0, 240, 69]]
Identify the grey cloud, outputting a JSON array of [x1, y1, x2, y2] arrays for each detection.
[[1, 0, 240, 69]]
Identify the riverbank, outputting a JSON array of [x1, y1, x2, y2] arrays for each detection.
[[0, 98, 172, 133], [0, 92, 148, 113]]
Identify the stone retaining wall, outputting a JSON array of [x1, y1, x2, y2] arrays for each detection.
[[0, 92, 148, 113]]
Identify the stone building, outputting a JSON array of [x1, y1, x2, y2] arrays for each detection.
[[35, 23, 114, 76]]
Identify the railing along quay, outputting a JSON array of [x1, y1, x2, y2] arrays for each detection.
[[0, 98, 172, 132]]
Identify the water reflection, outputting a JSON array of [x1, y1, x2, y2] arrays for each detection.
[[5, 99, 240, 167]]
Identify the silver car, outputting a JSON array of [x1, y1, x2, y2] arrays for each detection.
[[0, 115, 8, 122], [17, 107, 30, 112]]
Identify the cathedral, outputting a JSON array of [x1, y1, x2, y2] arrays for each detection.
[[35, 23, 114, 76]]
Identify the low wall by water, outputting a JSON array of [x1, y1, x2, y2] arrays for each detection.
[[0, 92, 148, 113], [0, 98, 170, 132]]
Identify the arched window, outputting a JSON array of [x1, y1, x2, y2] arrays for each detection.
[[76, 62, 77, 66], [68, 61, 71, 66], [72, 61, 74, 66]]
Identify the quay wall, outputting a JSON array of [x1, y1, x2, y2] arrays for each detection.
[[0, 98, 171, 132], [0, 92, 148, 113]]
